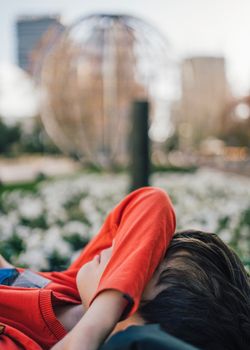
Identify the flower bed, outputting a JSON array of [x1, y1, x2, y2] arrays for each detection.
[[0, 169, 249, 271]]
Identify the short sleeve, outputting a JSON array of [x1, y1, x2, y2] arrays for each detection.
[[89, 187, 176, 317]]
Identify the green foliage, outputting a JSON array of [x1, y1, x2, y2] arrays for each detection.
[[241, 207, 250, 227], [0, 117, 62, 156], [20, 118, 61, 155], [63, 193, 92, 224], [46, 250, 71, 272], [216, 215, 230, 233], [0, 180, 40, 195], [230, 206, 250, 259], [0, 118, 21, 155], [20, 215, 48, 229], [63, 233, 89, 251], [165, 132, 180, 152], [0, 234, 25, 262], [152, 164, 198, 173]]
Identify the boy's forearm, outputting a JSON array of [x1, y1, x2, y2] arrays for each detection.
[[51, 290, 127, 350]]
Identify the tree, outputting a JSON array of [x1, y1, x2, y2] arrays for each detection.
[[0, 118, 21, 155]]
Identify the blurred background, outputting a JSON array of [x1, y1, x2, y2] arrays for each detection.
[[0, 0, 249, 271]]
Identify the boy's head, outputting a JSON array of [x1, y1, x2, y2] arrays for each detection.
[[138, 230, 250, 350]]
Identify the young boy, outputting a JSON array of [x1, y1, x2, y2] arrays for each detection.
[[0, 187, 176, 350], [55, 230, 250, 350], [90, 229, 250, 350], [137, 230, 250, 350]]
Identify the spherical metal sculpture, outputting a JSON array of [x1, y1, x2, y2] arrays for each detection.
[[40, 14, 175, 167]]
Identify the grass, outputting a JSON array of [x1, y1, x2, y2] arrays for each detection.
[[151, 164, 198, 173], [0, 180, 40, 194]]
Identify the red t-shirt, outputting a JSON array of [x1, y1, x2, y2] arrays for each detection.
[[0, 187, 176, 349]]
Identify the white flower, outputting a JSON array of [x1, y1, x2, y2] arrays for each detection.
[[25, 230, 43, 250], [43, 226, 72, 256], [17, 249, 49, 271], [218, 229, 231, 243], [18, 198, 43, 220], [1, 169, 249, 268], [62, 221, 90, 238], [15, 225, 32, 240]]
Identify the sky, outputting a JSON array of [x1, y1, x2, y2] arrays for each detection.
[[1, 0, 250, 118]]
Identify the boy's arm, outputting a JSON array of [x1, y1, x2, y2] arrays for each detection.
[[52, 188, 176, 350], [70, 187, 175, 318], [51, 290, 127, 350], [89, 187, 176, 318]]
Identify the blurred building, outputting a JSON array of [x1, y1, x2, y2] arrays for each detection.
[[16, 15, 65, 74], [171, 56, 232, 150]]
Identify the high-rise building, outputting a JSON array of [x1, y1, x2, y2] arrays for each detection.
[[171, 56, 232, 149], [16, 15, 64, 74]]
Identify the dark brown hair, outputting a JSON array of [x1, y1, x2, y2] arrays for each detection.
[[139, 230, 250, 349]]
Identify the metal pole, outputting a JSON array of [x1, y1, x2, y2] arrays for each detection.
[[129, 100, 151, 192]]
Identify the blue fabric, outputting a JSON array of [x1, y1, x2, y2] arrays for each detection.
[[0, 268, 51, 288], [0, 268, 19, 286]]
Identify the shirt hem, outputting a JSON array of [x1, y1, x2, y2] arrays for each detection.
[[39, 290, 67, 341]]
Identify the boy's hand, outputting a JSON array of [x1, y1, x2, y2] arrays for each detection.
[[76, 245, 114, 309], [51, 290, 127, 350]]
